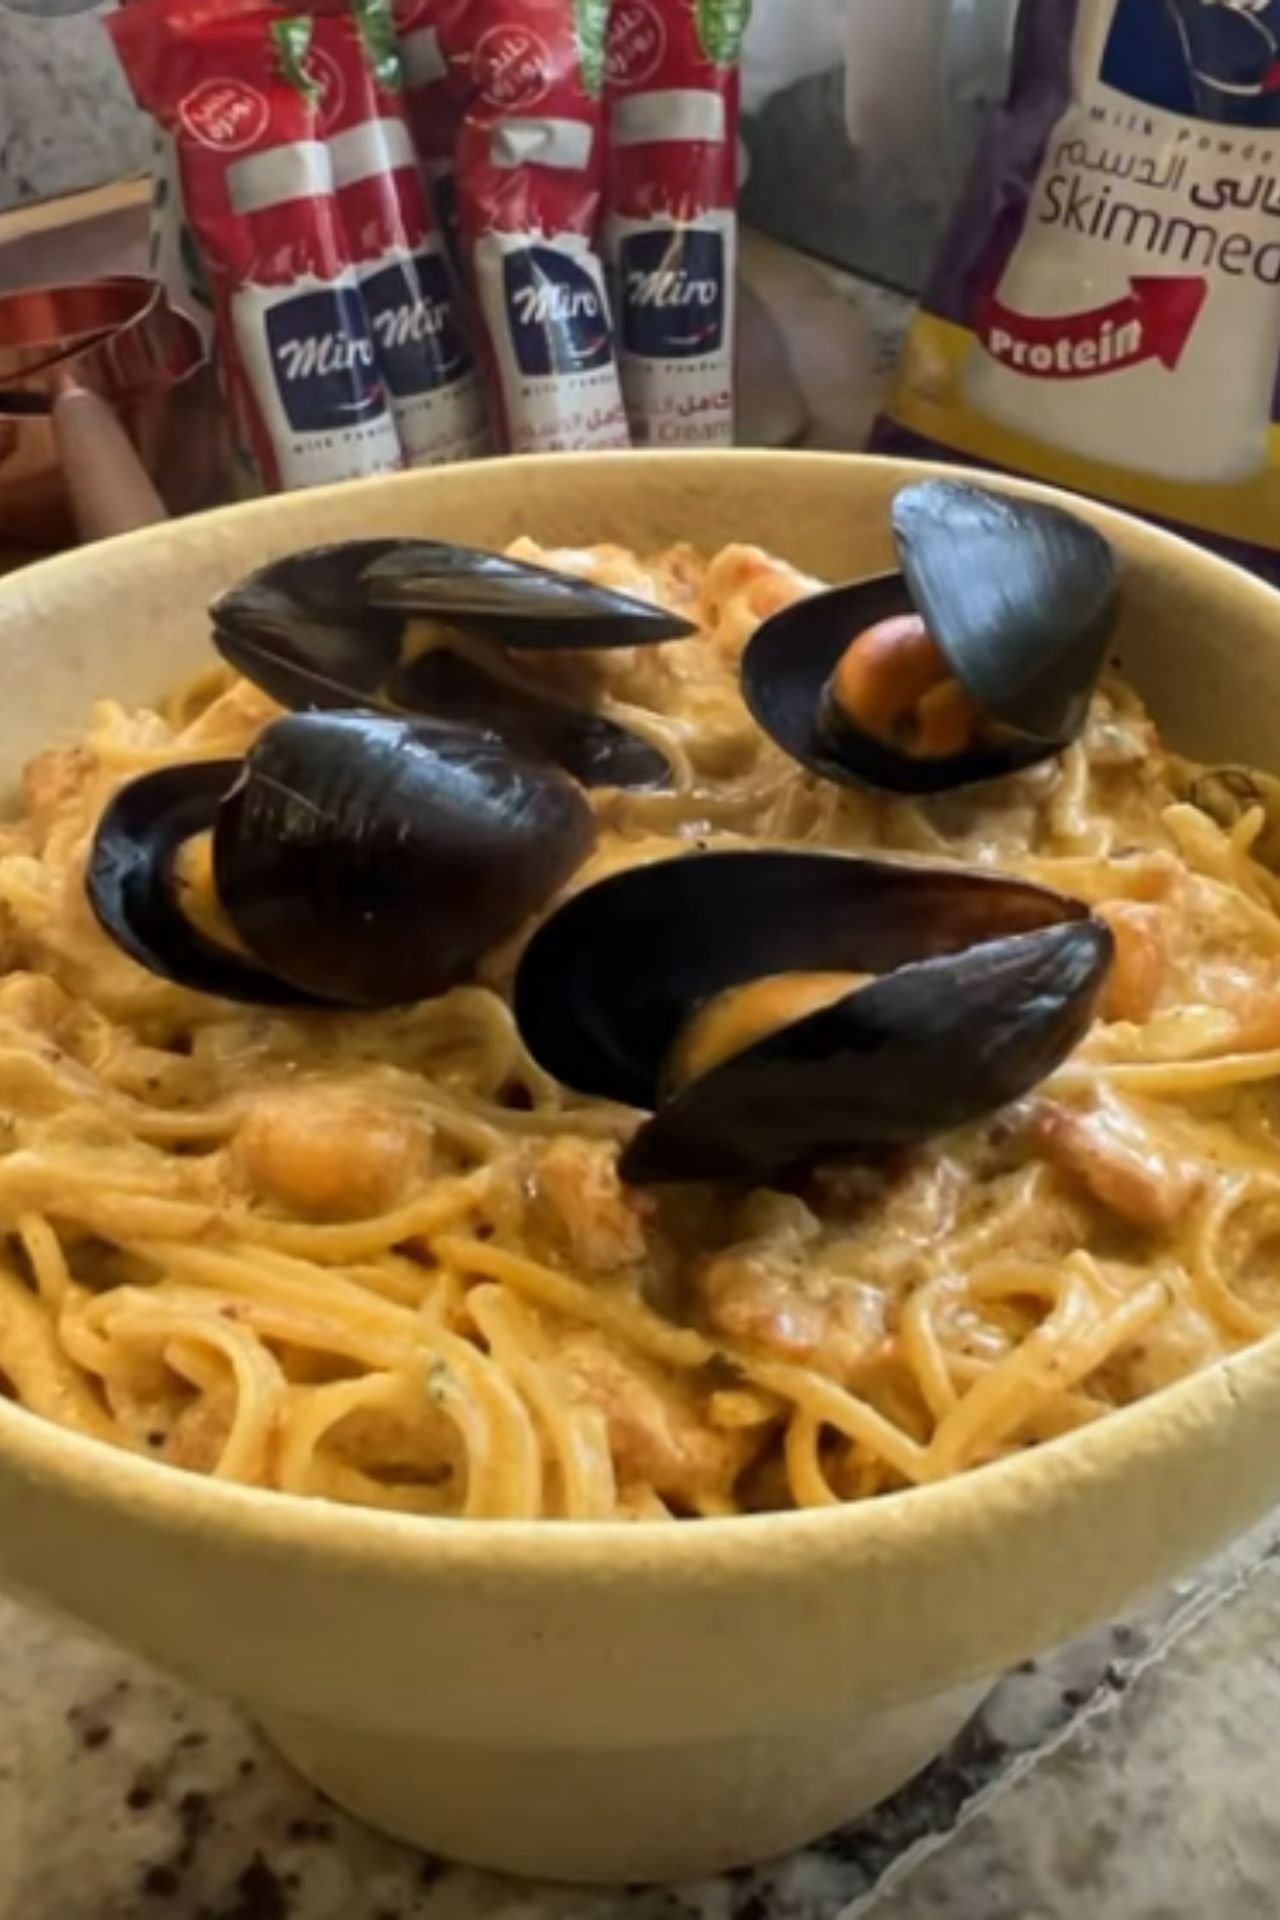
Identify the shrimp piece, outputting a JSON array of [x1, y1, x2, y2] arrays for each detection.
[[230, 1082, 432, 1220], [558, 1330, 750, 1508], [696, 1244, 887, 1379], [533, 1139, 650, 1274], [1096, 901, 1169, 1024], [1023, 1092, 1204, 1231], [701, 544, 815, 655]]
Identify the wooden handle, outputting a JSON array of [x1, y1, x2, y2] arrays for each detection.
[[51, 382, 167, 543]]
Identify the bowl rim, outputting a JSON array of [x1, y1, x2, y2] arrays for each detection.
[[4, 445, 1280, 1583]]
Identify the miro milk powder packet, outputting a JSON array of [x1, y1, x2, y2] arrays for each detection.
[[877, 0, 1280, 577]]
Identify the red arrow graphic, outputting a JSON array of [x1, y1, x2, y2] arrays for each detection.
[[978, 276, 1208, 380]]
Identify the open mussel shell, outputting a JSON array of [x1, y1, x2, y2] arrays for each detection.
[[741, 573, 1055, 796], [1187, 763, 1280, 872], [514, 849, 1113, 1184], [85, 760, 319, 1005], [741, 480, 1119, 796], [87, 712, 596, 1008], [211, 541, 685, 791]]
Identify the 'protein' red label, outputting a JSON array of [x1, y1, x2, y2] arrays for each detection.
[[605, 0, 748, 445], [442, 0, 631, 452]]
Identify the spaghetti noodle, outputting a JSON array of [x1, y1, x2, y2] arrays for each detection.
[[0, 536, 1278, 1519]]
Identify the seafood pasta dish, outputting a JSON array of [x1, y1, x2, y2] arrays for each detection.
[[1, 481, 1279, 1523]]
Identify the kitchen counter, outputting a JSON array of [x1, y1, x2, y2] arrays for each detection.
[[4, 1510, 1280, 1920]]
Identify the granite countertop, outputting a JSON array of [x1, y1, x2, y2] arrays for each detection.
[[3, 1512, 1279, 1920]]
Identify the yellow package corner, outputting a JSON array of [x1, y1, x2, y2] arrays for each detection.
[[884, 313, 1280, 554]]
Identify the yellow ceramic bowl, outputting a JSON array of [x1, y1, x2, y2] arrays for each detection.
[[2, 453, 1279, 1884]]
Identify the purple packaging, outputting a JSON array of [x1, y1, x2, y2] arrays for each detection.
[[876, 0, 1280, 579]]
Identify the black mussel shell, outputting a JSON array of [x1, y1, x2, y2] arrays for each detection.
[[362, 541, 697, 648], [214, 711, 596, 1006], [741, 481, 1119, 796], [85, 760, 319, 1005], [894, 482, 1118, 740], [1188, 764, 1280, 872], [514, 849, 1113, 1184], [742, 573, 1053, 797], [211, 541, 683, 791]]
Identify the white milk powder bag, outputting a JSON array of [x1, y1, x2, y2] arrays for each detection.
[[878, 0, 1280, 578]]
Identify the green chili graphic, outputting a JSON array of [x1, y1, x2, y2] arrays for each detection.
[[695, 0, 753, 66], [353, 0, 403, 94], [271, 15, 319, 103], [573, 0, 611, 97]]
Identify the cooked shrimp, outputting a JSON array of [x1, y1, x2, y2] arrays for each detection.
[[697, 1243, 887, 1379], [1096, 901, 1169, 1023], [231, 1082, 432, 1221], [1023, 1092, 1205, 1231], [558, 1329, 750, 1508], [533, 1138, 650, 1272]]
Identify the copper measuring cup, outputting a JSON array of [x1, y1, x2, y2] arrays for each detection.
[[0, 275, 223, 546]]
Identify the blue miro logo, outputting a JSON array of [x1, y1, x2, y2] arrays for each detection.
[[265, 284, 388, 434], [1103, 0, 1280, 127], [361, 250, 472, 398], [503, 246, 614, 378], [619, 228, 725, 360]]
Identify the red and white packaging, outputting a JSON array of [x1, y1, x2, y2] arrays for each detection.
[[605, 0, 747, 445], [307, 0, 490, 465], [108, 0, 403, 491], [391, 0, 468, 276], [441, 0, 631, 453]]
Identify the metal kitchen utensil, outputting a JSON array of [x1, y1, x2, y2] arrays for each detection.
[[0, 274, 225, 549]]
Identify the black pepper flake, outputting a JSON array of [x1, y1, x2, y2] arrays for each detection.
[[285, 1816, 334, 1844], [177, 1730, 209, 1751], [222, 1855, 290, 1920], [146, 1430, 165, 1449], [176, 1788, 213, 1868], [1061, 1686, 1087, 1710], [82, 1723, 112, 1750], [733, 1895, 769, 1920], [126, 1784, 157, 1813], [237, 1758, 257, 1778], [143, 1864, 181, 1898]]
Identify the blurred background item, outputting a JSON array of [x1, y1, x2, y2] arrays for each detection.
[[0, 274, 229, 550], [742, 0, 1018, 294]]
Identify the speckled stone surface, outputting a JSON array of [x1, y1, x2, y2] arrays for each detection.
[[5, 1513, 1280, 1919], [0, 4, 148, 214]]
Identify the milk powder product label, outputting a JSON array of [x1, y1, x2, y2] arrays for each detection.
[[503, 240, 615, 374], [443, 0, 630, 450], [363, 248, 471, 391], [392, 0, 468, 273], [603, 0, 745, 446], [617, 223, 726, 360], [877, 0, 1280, 575], [316, 0, 489, 467], [472, 225, 628, 447], [262, 279, 387, 432], [227, 137, 403, 487], [108, 0, 402, 491]]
